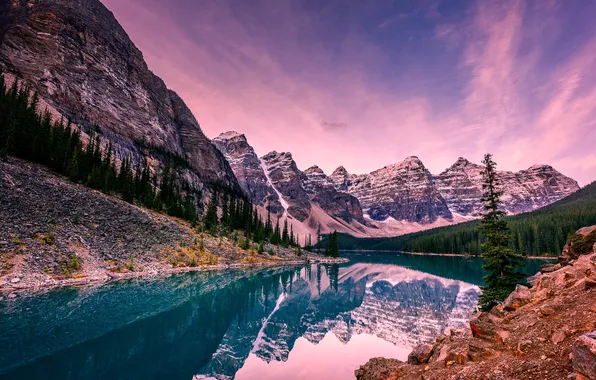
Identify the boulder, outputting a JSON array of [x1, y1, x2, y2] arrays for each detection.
[[503, 284, 531, 311], [470, 312, 499, 342], [541, 263, 561, 273], [407, 343, 434, 365], [446, 344, 470, 365], [355, 357, 404, 380], [469, 341, 496, 362], [573, 331, 596, 380], [527, 272, 542, 287], [560, 226, 596, 265]]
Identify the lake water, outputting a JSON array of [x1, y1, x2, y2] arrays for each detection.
[[0, 253, 547, 380]]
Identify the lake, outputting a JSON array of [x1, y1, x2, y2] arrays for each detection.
[[0, 253, 547, 380]]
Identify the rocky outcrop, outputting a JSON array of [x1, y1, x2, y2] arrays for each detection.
[[260, 151, 311, 221], [574, 331, 596, 380], [302, 165, 365, 224], [338, 156, 453, 223], [435, 158, 580, 216], [355, 225, 596, 379], [560, 225, 596, 265], [212, 132, 284, 215], [0, 0, 239, 195]]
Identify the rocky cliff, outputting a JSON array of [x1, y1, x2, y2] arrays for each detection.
[[338, 156, 453, 223], [0, 0, 239, 196], [435, 157, 581, 216], [214, 132, 368, 237], [212, 132, 284, 216]]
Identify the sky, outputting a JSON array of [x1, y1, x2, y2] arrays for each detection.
[[102, 0, 596, 185]]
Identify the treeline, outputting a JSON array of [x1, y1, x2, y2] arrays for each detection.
[[0, 75, 202, 223], [337, 181, 596, 256], [202, 190, 304, 252]]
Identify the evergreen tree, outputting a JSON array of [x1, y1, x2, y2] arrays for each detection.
[[282, 219, 289, 246], [478, 153, 525, 311], [204, 191, 219, 235]]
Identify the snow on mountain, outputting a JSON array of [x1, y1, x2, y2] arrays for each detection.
[[332, 156, 452, 223], [212, 132, 284, 216], [215, 131, 580, 238], [435, 158, 581, 216]]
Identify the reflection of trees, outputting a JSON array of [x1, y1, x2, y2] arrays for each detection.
[[325, 264, 339, 291]]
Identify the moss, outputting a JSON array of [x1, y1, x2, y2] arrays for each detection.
[[567, 229, 596, 256]]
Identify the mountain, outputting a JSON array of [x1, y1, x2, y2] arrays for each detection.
[[336, 180, 596, 256], [212, 132, 284, 215], [214, 131, 579, 239], [331, 156, 452, 223], [214, 132, 370, 240], [0, 0, 239, 197], [435, 157, 581, 216]]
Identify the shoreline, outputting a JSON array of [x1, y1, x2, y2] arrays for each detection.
[[341, 249, 557, 260], [0, 255, 348, 296]]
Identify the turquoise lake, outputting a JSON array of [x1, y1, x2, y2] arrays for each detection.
[[0, 253, 547, 379]]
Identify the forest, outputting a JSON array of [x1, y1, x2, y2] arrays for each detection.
[[337, 180, 596, 256]]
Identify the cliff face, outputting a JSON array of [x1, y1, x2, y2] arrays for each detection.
[[338, 156, 453, 223], [0, 0, 238, 193], [435, 158, 581, 216], [212, 132, 284, 215]]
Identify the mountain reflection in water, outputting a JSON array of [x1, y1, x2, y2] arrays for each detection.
[[0, 253, 542, 380]]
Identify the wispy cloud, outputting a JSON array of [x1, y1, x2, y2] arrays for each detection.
[[103, 0, 596, 185]]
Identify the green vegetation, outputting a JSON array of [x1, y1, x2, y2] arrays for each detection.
[[476, 154, 524, 311], [567, 229, 596, 256], [324, 230, 339, 258], [336, 180, 596, 257], [0, 75, 198, 223]]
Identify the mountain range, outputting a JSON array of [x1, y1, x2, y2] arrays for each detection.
[[213, 131, 580, 240], [0, 0, 580, 241]]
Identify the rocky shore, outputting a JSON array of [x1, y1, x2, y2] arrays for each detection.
[[0, 158, 346, 295], [356, 225, 596, 380]]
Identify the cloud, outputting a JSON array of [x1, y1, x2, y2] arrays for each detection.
[[103, 0, 596, 185]]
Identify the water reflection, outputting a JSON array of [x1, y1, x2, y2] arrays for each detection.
[[0, 253, 532, 379]]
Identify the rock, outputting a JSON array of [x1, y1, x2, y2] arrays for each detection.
[[518, 340, 533, 353], [8, 293, 17, 299], [446, 344, 470, 365], [354, 357, 403, 380], [527, 272, 543, 286], [469, 341, 496, 362], [585, 278, 596, 290], [10, 277, 20, 284], [408, 343, 434, 365], [503, 284, 531, 311], [540, 305, 556, 317], [470, 312, 500, 342], [553, 329, 567, 344], [541, 263, 562, 273], [533, 288, 554, 302], [573, 331, 596, 380]]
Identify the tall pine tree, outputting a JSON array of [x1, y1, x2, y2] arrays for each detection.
[[478, 153, 525, 311]]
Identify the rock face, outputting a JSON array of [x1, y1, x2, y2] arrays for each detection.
[[435, 158, 580, 216], [212, 132, 283, 215], [214, 132, 367, 232], [574, 331, 596, 380], [333, 156, 452, 223], [302, 166, 365, 224], [260, 151, 311, 221], [0, 0, 238, 195]]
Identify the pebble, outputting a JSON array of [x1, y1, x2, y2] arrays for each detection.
[[541, 355, 547, 360], [10, 277, 20, 284], [8, 293, 16, 299]]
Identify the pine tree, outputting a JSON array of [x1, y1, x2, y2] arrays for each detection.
[[282, 219, 289, 246], [478, 153, 525, 311], [204, 191, 219, 235]]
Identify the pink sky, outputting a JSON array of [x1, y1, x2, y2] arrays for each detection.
[[102, 0, 596, 185]]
